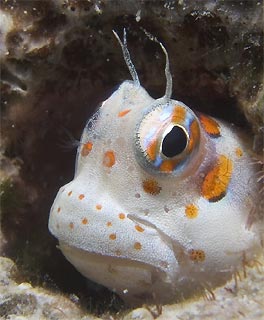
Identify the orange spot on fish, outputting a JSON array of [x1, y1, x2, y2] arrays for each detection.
[[69, 222, 74, 229], [189, 249, 206, 262], [107, 221, 112, 227], [109, 233, 116, 240], [171, 105, 186, 123], [135, 225, 145, 232], [118, 213, 126, 220], [185, 204, 198, 219], [79, 194, 85, 200], [199, 114, 220, 137], [142, 179, 162, 195], [235, 147, 243, 157], [103, 150, 116, 168], [82, 218, 88, 225], [57, 207, 61, 213], [81, 141, 93, 157], [96, 204, 102, 210], [68, 191, 72, 196], [118, 109, 131, 117], [134, 242, 142, 250], [202, 155, 233, 202]]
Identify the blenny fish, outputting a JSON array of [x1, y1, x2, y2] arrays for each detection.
[[48, 30, 262, 304]]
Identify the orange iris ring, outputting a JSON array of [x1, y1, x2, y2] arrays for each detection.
[[135, 103, 202, 175], [148, 120, 200, 173]]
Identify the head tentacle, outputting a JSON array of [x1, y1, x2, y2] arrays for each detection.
[[142, 28, 172, 101], [113, 29, 140, 86]]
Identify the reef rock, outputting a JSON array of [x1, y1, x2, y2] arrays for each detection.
[[0, 257, 100, 319]]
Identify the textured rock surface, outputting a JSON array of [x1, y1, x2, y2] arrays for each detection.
[[0, 0, 263, 319], [1, 256, 263, 319], [157, 260, 264, 320], [0, 257, 99, 319]]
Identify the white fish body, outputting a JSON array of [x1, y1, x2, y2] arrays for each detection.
[[49, 30, 262, 304]]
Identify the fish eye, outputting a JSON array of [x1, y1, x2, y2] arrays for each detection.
[[135, 102, 202, 176], [161, 125, 188, 158]]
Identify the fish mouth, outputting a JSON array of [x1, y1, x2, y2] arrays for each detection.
[[48, 182, 179, 267], [59, 241, 176, 305]]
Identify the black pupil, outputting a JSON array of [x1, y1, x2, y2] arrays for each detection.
[[162, 126, 187, 158]]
